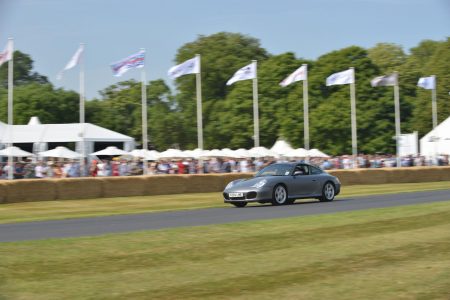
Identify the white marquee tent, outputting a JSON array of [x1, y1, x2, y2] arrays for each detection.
[[420, 116, 450, 156], [0, 118, 135, 155]]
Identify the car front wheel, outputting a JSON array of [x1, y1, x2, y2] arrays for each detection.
[[272, 184, 288, 206], [320, 182, 335, 202]]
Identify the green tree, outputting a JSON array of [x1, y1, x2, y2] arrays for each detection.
[[171, 32, 269, 149], [367, 43, 406, 73], [308, 46, 396, 155], [0, 51, 48, 88], [86, 79, 181, 150], [408, 38, 449, 136], [0, 83, 78, 124]]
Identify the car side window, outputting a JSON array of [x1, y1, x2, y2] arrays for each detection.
[[294, 165, 309, 175], [311, 166, 323, 175]]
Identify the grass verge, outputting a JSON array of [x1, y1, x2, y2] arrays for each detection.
[[0, 200, 449, 299], [0, 180, 449, 224]]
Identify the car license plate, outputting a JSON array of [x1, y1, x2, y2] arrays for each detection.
[[229, 192, 243, 197]]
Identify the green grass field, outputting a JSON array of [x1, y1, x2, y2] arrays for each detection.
[[1, 200, 449, 299], [0, 181, 449, 224]]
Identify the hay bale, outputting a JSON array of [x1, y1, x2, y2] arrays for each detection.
[[55, 177, 103, 200], [328, 170, 362, 185], [0, 182, 6, 203], [185, 174, 224, 193], [100, 176, 146, 198], [4, 179, 57, 203], [142, 175, 187, 196]]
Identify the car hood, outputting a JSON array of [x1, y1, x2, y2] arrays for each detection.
[[229, 177, 270, 188]]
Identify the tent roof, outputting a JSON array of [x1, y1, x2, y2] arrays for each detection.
[[270, 139, 294, 155], [0, 123, 134, 143], [420, 116, 450, 142]]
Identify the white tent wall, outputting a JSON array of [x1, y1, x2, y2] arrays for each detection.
[[420, 116, 450, 156]]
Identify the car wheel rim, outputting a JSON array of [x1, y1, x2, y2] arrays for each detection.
[[275, 186, 286, 203], [325, 183, 334, 199]]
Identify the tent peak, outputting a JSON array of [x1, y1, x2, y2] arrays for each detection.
[[28, 116, 42, 125]]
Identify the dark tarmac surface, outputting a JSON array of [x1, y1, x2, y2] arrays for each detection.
[[1, 189, 449, 242]]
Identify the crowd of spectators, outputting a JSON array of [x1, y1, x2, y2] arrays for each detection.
[[0, 153, 448, 179]]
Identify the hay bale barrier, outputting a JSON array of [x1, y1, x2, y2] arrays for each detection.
[[3, 179, 57, 203], [0, 167, 449, 203], [55, 178, 103, 200]]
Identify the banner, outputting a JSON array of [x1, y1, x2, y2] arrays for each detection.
[[168, 56, 199, 79], [0, 39, 13, 67], [111, 50, 145, 77], [57, 44, 84, 80], [280, 65, 307, 87], [326, 69, 354, 86], [226, 62, 256, 85], [417, 76, 435, 90], [371, 73, 397, 87]]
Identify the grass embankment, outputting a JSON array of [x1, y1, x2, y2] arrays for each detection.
[[0, 181, 449, 224], [1, 200, 450, 299]]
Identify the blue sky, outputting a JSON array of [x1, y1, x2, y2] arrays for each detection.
[[1, 0, 449, 99]]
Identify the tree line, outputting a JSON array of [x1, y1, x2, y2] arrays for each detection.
[[0, 32, 448, 155]]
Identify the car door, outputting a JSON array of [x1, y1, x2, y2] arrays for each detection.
[[307, 165, 324, 195], [290, 164, 312, 196]]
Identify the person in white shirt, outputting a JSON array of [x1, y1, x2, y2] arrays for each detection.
[[35, 161, 48, 178]]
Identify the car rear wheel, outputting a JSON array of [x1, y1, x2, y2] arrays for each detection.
[[231, 201, 247, 208], [272, 184, 288, 206], [319, 182, 335, 202]]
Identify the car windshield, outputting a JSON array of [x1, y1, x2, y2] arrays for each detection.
[[255, 164, 293, 177]]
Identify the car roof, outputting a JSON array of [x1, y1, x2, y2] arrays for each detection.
[[270, 162, 314, 167]]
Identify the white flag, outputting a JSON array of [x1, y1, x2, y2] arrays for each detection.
[[0, 39, 13, 67], [57, 45, 84, 80], [326, 68, 354, 86], [226, 62, 256, 85], [371, 73, 397, 87], [168, 56, 199, 79], [417, 76, 435, 90], [280, 65, 307, 87]]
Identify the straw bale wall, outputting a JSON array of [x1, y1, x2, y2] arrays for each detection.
[[0, 167, 449, 204]]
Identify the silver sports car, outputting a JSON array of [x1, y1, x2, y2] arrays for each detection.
[[223, 162, 341, 207]]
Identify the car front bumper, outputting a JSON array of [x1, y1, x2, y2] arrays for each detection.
[[223, 187, 273, 203]]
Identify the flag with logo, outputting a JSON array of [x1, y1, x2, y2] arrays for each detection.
[[226, 62, 256, 85], [0, 39, 13, 67], [417, 76, 435, 90], [371, 73, 397, 87], [326, 68, 354, 86], [111, 50, 145, 77], [280, 65, 307, 87], [57, 44, 84, 80], [168, 56, 199, 79]]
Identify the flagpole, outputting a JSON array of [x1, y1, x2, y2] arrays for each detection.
[[79, 43, 86, 176], [195, 54, 204, 173], [302, 64, 309, 162], [431, 75, 437, 129], [252, 60, 259, 147], [7, 38, 14, 180], [349, 67, 357, 168], [393, 71, 401, 168], [141, 49, 148, 175], [195, 54, 203, 150]]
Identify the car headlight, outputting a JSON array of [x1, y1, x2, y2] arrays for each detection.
[[225, 181, 235, 189], [251, 179, 267, 189]]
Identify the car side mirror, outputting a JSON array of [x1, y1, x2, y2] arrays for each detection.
[[293, 171, 302, 176]]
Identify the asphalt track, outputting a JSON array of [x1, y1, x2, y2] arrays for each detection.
[[1, 189, 449, 242]]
